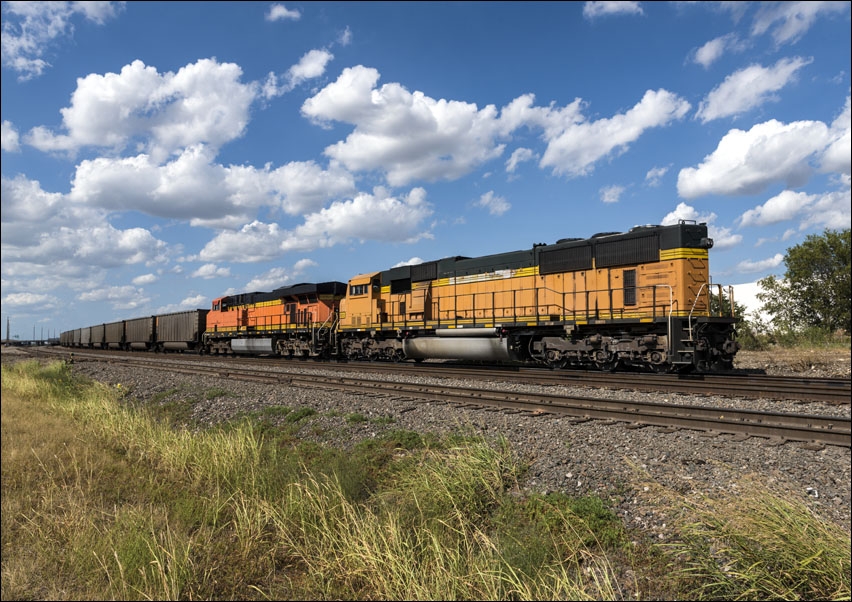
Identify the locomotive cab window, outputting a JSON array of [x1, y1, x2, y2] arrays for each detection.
[[350, 284, 369, 296]]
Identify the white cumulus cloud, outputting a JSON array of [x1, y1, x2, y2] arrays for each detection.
[[696, 57, 812, 123]]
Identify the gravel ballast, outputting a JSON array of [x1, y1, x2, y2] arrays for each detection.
[[4, 348, 850, 539]]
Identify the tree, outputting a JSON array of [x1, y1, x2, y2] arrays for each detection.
[[757, 228, 851, 334]]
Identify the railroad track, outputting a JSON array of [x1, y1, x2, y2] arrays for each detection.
[[25, 348, 851, 448], [32, 347, 852, 404], [285, 361, 852, 405]]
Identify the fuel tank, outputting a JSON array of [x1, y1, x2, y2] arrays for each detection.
[[403, 336, 515, 362], [230, 338, 275, 354]]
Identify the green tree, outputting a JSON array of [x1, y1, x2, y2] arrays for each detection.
[[710, 289, 747, 318], [757, 228, 851, 334]]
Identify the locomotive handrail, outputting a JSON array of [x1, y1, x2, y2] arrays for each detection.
[[654, 284, 674, 359], [687, 283, 709, 349], [686, 282, 735, 355], [316, 311, 337, 349], [688, 283, 731, 331], [390, 283, 689, 328]]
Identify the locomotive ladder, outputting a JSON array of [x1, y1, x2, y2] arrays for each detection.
[[679, 282, 735, 362], [315, 312, 338, 351]]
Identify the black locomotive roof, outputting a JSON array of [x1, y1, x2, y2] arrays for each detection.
[[229, 281, 347, 305], [271, 281, 347, 298], [438, 249, 535, 278], [381, 221, 711, 284]]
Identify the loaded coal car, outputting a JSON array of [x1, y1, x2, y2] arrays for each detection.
[[91, 323, 106, 349], [203, 282, 346, 357], [337, 220, 739, 372], [104, 320, 126, 350], [59, 327, 92, 348], [155, 310, 209, 353], [124, 316, 156, 351], [80, 325, 93, 349]]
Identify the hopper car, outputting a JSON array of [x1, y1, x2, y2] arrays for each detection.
[[63, 310, 209, 353]]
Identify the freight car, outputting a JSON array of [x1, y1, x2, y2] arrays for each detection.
[[155, 310, 209, 352], [91, 323, 105, 349], [124, 316, 156, 351], [61, 310, 209, 353], [104, 320, 125, 350]]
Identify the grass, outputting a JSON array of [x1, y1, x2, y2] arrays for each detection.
[[632, 460, 851, 601], [2, 357, 849, 600]]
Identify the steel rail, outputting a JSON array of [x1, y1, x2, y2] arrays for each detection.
[[70, 353, 851, 448], [24, 347, 852, 404]]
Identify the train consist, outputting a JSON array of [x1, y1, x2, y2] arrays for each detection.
[[60, 221, 741, 372]]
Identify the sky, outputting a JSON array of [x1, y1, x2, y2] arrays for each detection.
[[1, 1, 850, 340]]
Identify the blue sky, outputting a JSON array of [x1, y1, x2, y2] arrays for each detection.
[[2, 1, 850, 340]]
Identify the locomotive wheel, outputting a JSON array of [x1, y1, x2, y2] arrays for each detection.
[[544, 349, 566, 370], [593, 350, 618, 372]]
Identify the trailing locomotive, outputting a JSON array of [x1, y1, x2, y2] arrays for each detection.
[[204, 282, 346, 358], [60, 221, 740, 372]]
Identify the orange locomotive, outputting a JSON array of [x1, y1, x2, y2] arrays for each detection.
[[335, 220, 739, 372], [204, 282, 346, 358]]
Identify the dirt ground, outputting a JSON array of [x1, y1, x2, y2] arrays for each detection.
[[734, 347, 852, 378]]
